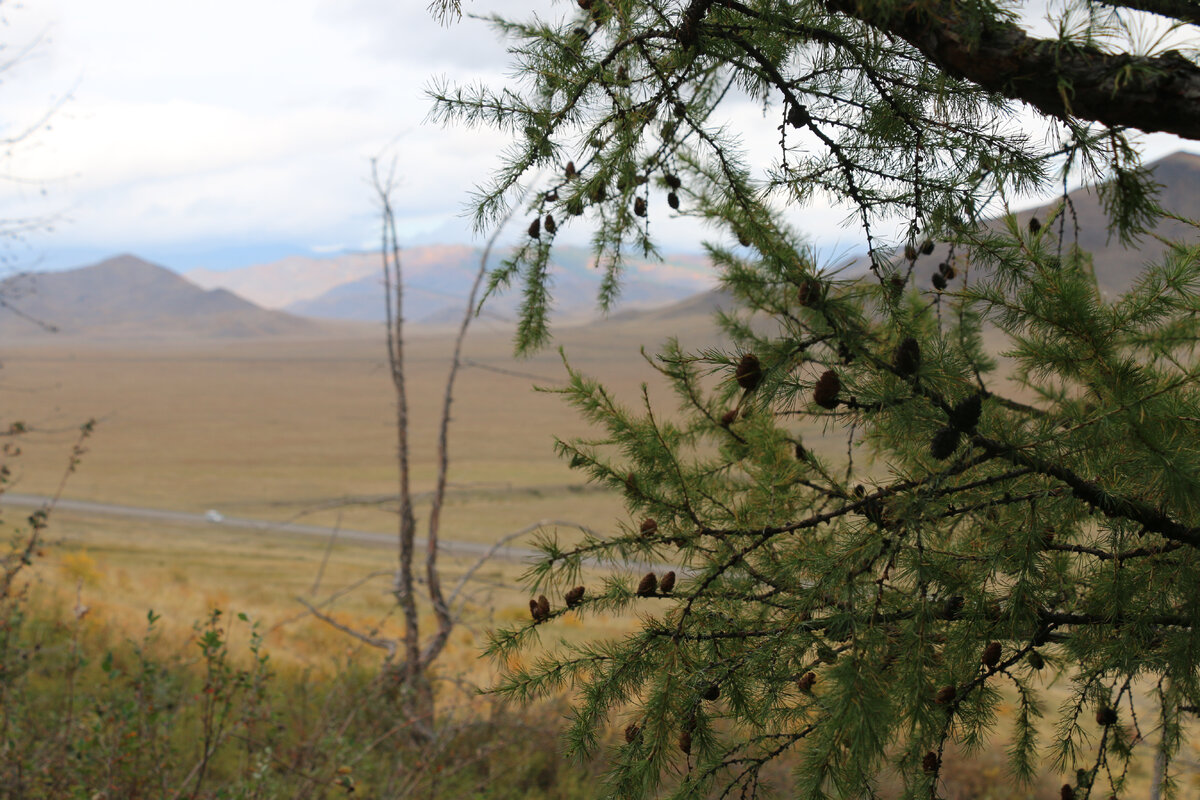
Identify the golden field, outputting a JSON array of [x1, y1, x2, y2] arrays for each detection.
[[2, 309, 825, 668], [4, 308, 1198, 797]]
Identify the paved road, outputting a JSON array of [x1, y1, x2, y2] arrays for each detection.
[[0, 492, 546, 564]]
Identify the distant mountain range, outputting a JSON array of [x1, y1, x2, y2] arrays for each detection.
[[653, 149, 1200, 319], [1, 151, 1196, 342], [0, 254, 325, 340], [185, 244, 717, 324]]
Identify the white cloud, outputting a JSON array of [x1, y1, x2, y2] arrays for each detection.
[[0, 0, 1192, 270]]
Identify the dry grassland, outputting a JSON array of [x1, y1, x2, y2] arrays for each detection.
[[2, 311, 829, 668], [5, 313, 1199, 794], [0, 308, 1006, 669]]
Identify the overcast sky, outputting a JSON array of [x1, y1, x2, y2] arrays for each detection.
[[0, 0, 1192, 273]]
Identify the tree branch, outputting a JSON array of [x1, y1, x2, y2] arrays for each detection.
[[825, 0, 1200, 139], [1096, 0, 1200, 26]]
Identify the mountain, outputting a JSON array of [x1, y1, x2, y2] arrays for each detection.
[[186, 253, 379, 310], [1007, 150, 1200, 294], [186, 245, 717, 324], [289, 245, 716, 324], [0, 254, 325, 340], [890, 150, 1200, 295], [612, 150, 1200, 330]]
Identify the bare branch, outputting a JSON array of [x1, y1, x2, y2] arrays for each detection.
[[296, 597, 398, 661], [422, 187, 527, 669]]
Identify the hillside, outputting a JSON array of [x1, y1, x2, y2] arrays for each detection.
[[187, 245, 717, 324], [0, 254, 326, 340], [1007, 151, 1200, 295], [633, 149, 1200, 327]]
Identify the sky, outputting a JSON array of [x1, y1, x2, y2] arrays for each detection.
[[0, 0, 1193, 273]]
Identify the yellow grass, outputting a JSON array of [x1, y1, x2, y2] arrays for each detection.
[[1, 317, 748, 672]]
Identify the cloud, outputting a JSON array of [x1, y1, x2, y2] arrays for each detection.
[[0, 0, 1191, 272]]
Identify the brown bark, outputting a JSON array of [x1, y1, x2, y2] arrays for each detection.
[[823, 0, 1200, 139]]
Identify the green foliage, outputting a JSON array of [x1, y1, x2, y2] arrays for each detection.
[[0, 587, 606, 800], [431, 0, 1200, 797]]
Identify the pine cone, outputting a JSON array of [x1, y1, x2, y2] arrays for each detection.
[[929, 427, 960, 460], [678, 729, 692, 755], [529, 598, 541, 621], [797, 277, 822, 307], [904, 242, 918, 261], [636, 572, 657, 597], [544, 214, 557, 236], [795, 442, 807, 460], [565, 160, 577, 179], [720, 408, 738, 426], [737, 233, 751, 247], [981, 641, 1002, 668], [634, 196, 647, 216], [797, 671, 817, 693], [862, 497, 887, 528], [1096, 705, 1117, 726], [922, 751, 940, 774], [1060, 785, 1073, 800], [787, 102, 809, 128], [949, 394, 982, 432], [813, 370, 841, 409], [735, 353, 763, 391], [665, 173, 682, 190], [640, 518, 658, 537], [1027, 650, 1044, 670], [565, 585, 585, 608], [702, 683, 720, 701], [941, 594, 964, 620], [893, 336, 921, 377], [935, 685, 956, 705], [527, 218, 541, 239], [1029, 217, 1041, 234], [624, 722, 640, 743], [659, 571, 676, 595], [536, 594, 550, 619], [921, 239, 935, 255], [932, 272, 948, 290], [667, 191, 680, 210]]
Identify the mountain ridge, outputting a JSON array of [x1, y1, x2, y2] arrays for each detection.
[[187, 244, 717, 324], [0, 254, 332, 340], [637, 149, 1200, 323]]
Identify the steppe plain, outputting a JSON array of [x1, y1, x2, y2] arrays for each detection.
[[2, 303, 840, 672]]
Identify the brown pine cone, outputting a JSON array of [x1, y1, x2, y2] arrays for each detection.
[[659, 571, 676, 595], [813, 370, 841, 409], [981, 641, 1002, 668], [735, 353, 763, 391]]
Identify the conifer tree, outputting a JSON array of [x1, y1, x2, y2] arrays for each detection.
[[429, 1, 1200, 797]]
